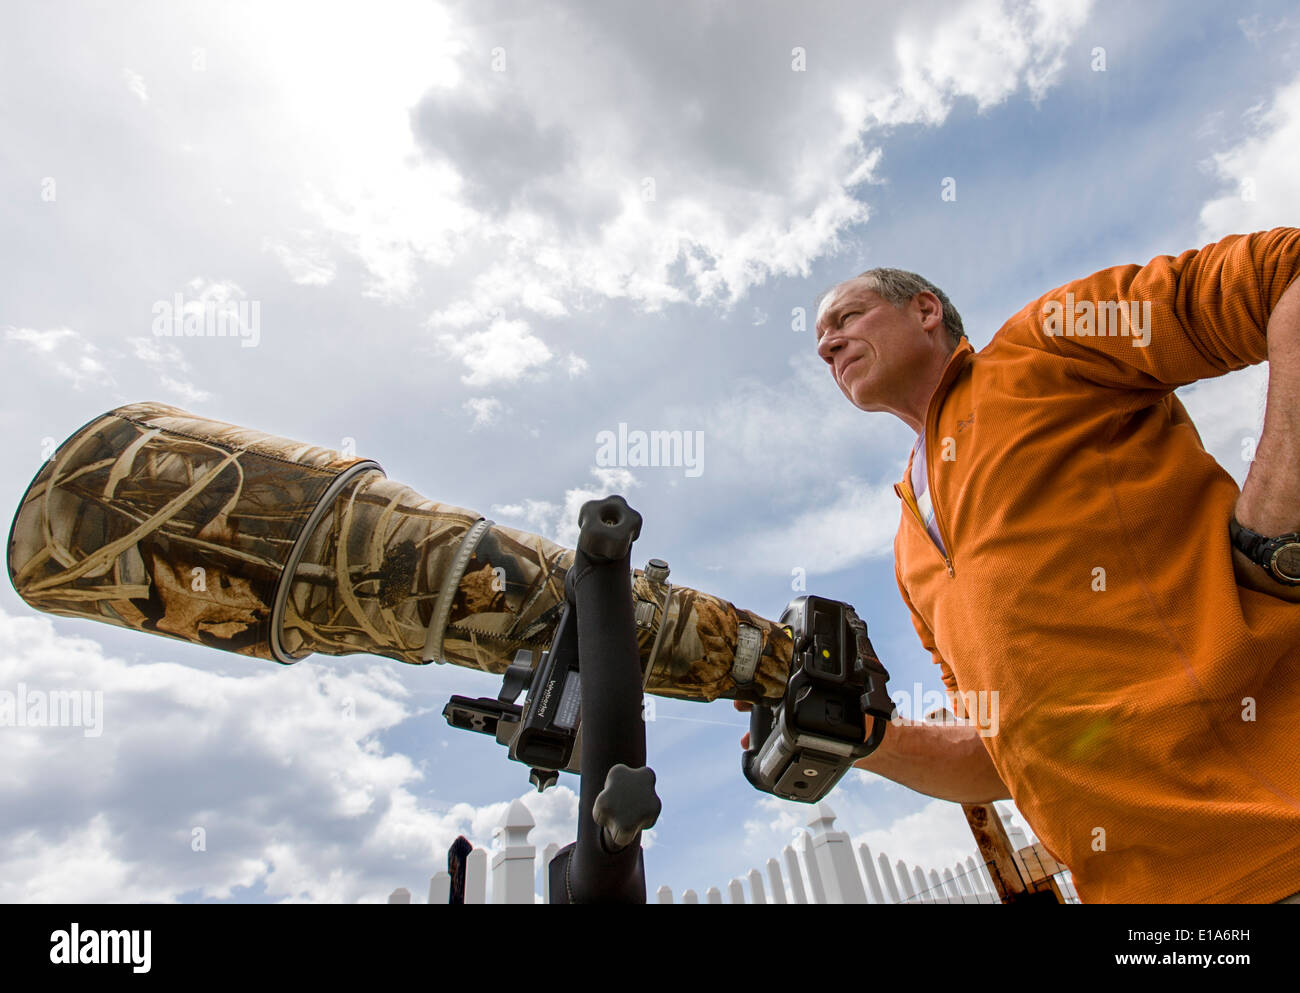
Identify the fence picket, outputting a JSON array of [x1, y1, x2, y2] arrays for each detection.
[[747, 868, 766, 905], [799, 831, 828, 904], [491, 799, 536, 905], [465, 848, 488, 904], [428, 871, 450, 905], [766, 858, 787, 904], [857, 845, 886, 904], [783, 845, 808, 904]]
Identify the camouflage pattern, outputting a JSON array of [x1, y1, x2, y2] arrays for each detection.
[[8, 403, 793, 703]]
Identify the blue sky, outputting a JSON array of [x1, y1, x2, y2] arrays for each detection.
[[2, 0, 1298, 902]]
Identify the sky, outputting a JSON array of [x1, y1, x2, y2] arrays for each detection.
[[1, 0, 1298, 903]]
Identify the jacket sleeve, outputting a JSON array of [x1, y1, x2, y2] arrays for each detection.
[[999, 227, 1300, 403], [895, 561, 960, 700]]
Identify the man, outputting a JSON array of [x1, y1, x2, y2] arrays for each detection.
[[748, 228, 1300, 903]]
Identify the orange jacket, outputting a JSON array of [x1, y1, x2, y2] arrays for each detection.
[[893, 227, 1300, 903]]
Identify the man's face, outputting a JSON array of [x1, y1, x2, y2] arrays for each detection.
[[815, 279, 936, 413]]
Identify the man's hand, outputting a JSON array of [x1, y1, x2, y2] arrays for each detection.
[[734, 699, 753, 749]]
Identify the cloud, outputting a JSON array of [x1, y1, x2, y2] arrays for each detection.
[[262, 236, 337, 287], [3, 326, 114, 391], [492, 467, 640, 547], [0, 607, 575, 903], [122, 68, 148, 103], [1197, 69, 1300, 239], [857, 0, 1091, 127], [463, 396, 504, 428], [411, 85, 575, 214], [437, 316, 554, 387], [3, 327, 78, 353], [127, 336, 212, 404], [241, 0, 1097, 331]]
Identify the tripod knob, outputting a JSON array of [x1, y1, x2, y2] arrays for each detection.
[[593, 763, 661, 851], [577, 495, 643, 562]]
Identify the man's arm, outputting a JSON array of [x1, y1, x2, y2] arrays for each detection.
[[734, 702, 1012, 803], [852, 717, 1012, 803], [1233, 273, 1300, 602]]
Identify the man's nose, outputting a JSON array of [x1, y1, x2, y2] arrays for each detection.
[[817, 331, 842, 365]]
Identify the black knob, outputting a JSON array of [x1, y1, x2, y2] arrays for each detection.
[[593, 763, 661, 851], [577, 495, 643, 562]]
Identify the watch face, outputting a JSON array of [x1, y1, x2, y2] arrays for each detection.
[[1271, 542, 1300, 582]]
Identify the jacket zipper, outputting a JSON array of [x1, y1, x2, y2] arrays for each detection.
[[895, 473, 954, 578], [921, 417, 956, 579], [895, 339, 972, 580]]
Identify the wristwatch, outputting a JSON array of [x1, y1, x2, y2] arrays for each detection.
[[1229, 517, 1300, 586]]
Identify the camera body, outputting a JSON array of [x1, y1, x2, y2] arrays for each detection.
[[742, 595, 894, 803]]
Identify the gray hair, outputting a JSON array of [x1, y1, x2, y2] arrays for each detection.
[[823, 268, 966, 347]]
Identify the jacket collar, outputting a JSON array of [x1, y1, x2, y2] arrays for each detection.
[[930, 337, 975, 414], [898, 337, 975, 492]]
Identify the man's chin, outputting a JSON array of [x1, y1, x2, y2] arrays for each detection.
[[847, 379, 879, 411]]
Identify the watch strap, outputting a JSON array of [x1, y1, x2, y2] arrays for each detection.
[[1229, 517, 1271, 562]]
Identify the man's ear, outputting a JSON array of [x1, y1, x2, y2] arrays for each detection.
[[914, 291, 944, 332]]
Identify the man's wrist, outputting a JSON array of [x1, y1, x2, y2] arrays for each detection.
[[1229, 516, 1300, 586]]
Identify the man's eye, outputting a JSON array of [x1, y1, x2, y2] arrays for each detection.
[[840, 312, 860, 325]]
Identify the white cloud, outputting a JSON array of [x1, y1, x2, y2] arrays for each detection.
[[565, 353, 589, 377], [189, 0, 1095, 335], [1197, 69, 1300, 239], [122, 68, 148, 103], [127, 336, 211, 403], [848, 799, 994, 886], [4, 326, 78, 353], [0, 608, 572, 903], [184, 277, 247, 307], [492, 467, 641, 548], [158, 375, 212, 405], [262, 236, 337, 287], [464, 396, 504, 428], [3, 326, 114, 391], [438, 317, 553, 387]]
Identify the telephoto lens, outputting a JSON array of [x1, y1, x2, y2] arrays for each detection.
[[9, 402, 794, 704]]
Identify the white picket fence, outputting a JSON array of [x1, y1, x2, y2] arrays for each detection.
[[386, 798, 1079, 904]]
